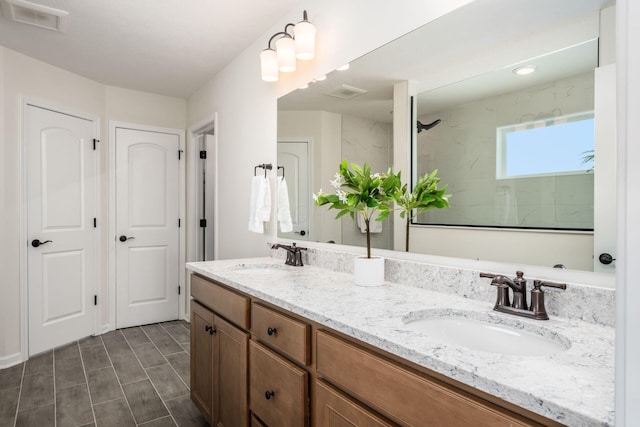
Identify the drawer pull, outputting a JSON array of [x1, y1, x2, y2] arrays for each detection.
[[265, 390, 275, 400], [267, 327, 277, 336], [205, 325, 216, 335]]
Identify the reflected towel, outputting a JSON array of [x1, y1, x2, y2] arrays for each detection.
[[277, 177, 293, 233], [248, 176, 271, 233], [356, 211, 383, 233]]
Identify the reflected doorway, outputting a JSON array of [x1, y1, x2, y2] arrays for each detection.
[[277, 140, 310, 241]]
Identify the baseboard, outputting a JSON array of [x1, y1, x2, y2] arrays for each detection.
[[0, 352, 24, 369]]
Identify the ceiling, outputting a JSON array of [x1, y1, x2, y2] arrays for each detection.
[[0, 0, 299, 98]]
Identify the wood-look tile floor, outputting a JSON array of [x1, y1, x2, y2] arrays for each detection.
[[0, 321, 209, 427]]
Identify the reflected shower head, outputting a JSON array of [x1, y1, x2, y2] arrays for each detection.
[[417, 119, 441, 133]]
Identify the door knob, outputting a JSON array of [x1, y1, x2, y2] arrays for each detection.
[[119, 235, 135, 242], [31, 239, 52, 248], [599, 253, 616, 265], [267, 327, 277, 336]]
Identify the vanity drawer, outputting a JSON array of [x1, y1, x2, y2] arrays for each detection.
[[315, 379, 397, 427], [191, 274, 250, 330], [316, 331, 533, 427], [251, 303, 310, 365], [249, 340, 309, 427]]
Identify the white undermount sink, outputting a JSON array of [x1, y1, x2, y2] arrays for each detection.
[[228, 263, 291, 278], [403, 310, 570, 357]]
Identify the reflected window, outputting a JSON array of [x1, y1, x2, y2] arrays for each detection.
[[497, 112, 595, 179]]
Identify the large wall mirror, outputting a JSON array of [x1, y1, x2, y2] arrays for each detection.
[[414, 40, 597, 231], [277, 0, 616, 273]]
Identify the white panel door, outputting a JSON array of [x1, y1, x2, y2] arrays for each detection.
[[116, 127, 180, 328], [277, 141, 309, 240], [26, 104, 97, 356]]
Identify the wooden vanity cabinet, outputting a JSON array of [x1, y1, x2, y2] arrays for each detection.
[[190, 273, 561, 427], [190, 281, 250, 427]]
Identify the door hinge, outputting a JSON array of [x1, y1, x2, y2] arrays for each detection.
[[199, 150, 207, 159], [178, 149, 183, 160], [94, 295, 97, 306], [178, 218, 181, 228], [93, 218, 97, 228], [93, 139, 100, 150], [178, 286, 181, 295], [200, 219, 207, 228]]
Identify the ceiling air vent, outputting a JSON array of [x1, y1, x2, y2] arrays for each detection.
[[1, 0, 69, 33], [325, 84, 368, 100]]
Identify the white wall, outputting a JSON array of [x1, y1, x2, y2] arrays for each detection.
[[0, 47, 186, 363], [186, 0, 474, 260]]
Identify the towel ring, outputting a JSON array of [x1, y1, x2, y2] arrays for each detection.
[[277, 166, 285, 180]]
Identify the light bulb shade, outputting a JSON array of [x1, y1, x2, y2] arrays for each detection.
[[276, 36, 296, 72], [260, 49, 279, 82], [294, 20, 316, 60]]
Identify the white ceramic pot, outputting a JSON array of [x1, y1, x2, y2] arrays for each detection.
[[354, 256, 385, 287]]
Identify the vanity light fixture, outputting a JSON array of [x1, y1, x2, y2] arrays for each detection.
[[260, 10, 316, 82], [513, 65, 537, 75]]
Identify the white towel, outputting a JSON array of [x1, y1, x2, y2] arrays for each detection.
[[248, 176, 271, 233], [277, 177, 293, 233], [356, 211, 383, 233]]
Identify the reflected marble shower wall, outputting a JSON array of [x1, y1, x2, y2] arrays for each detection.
[[341, 114, 394, 249], [417, 71, 594, 229]]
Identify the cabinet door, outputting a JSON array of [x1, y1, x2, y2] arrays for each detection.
[[249, 341, 308, 427], [214, 315, 249, 427], [191, 300, 215, 423], [315, 380, 397, 427]]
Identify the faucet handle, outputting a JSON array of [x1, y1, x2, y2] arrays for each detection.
[[480, 273, 511, 288], [481, 273, 511, 308], [291, 242, 307, 251]]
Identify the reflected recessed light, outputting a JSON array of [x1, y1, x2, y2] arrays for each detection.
[[298, 84, 309, 89], [513, 65, 537, 75], [315, 74, 327, 81], [336, 63, 350, 71]]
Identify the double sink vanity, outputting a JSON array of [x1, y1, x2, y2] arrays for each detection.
[[186, 248, 614, 426]]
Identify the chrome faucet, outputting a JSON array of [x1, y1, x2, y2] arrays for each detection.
[[480, 271, 566, 320], [271, 242, 307, 266]]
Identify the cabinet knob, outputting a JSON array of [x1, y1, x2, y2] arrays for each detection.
[[205, 325, 216, 335], [267, 327, 277, 336], [265, 390, 275, 400]]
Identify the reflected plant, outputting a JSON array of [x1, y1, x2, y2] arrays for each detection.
[[581, 149, 594, 171], [392, 169, 451, 252], [313, 160, 400, 258]]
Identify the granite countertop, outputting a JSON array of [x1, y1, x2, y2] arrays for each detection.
[[186, 257, 615, 427]]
